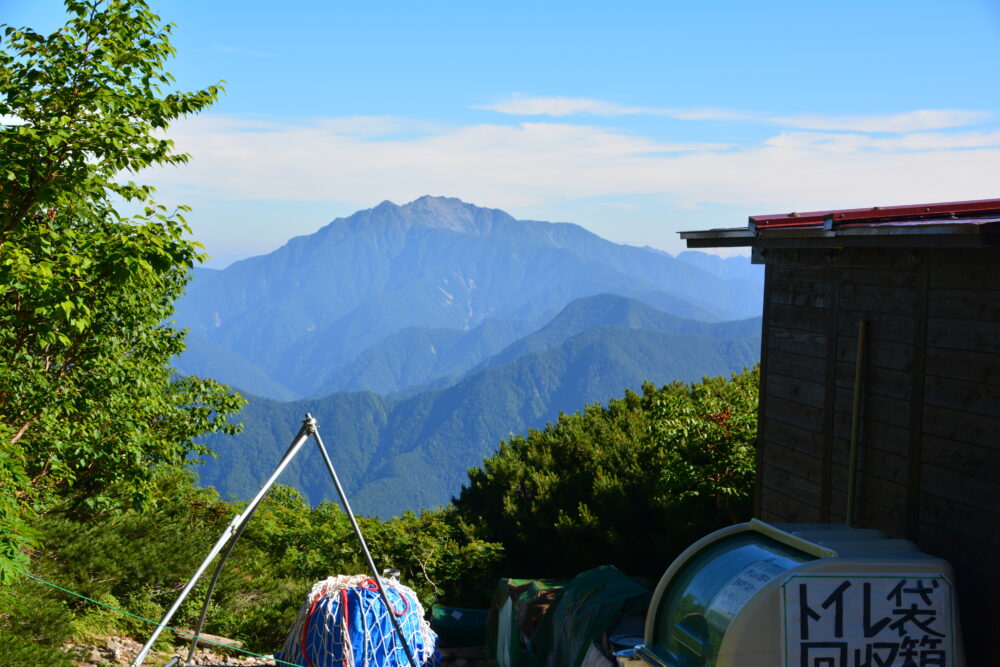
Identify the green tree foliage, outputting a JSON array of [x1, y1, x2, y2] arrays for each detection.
[[0, 0, 242, 581], [239, 490, 504, 611], [2, 371, 758, 658], [197, 323, 760, 520], [5, 473, 501, 660], [454, 367, 759, 578]]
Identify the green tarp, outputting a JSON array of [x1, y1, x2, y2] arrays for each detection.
[[487, 566, 650, 667], [486, 578, 568, 666], [431, 605, 489, 648], [531, 565, 650, 667]]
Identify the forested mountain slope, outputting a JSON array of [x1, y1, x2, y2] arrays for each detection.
[[478, 293, 760, 372], [196, 295, 762, 517]]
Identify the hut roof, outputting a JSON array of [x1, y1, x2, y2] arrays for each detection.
[[681, 197, 1000, 249]]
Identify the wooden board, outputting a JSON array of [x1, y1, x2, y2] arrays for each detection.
[[759, 484, 821, 523], [921, 404, 1000, 450], [927, 287, 1000, 320], [767, 303, 829, 332], [924, 346, 1000, 386], [919, 465, 1000, 515], [836, 309, 915, 344], [761, 465, 822, 509], [838, 267, 919, 288], [838, 282, 918, 315], [766, 350, 829, 384], [835, 336, 913, 372], [762, 418, 826, 457], [926, 317, 1000, 353], [834, 386, 911, 429], [831, 416, 910, 458], [921, 435, 1000, 483], [767, 325, 829, 359], [923, 374, 1000, 415], [920, 492, 1000, 550], [768, 277, 833, 308], [762, 442, 823, 485], [765, 372, 827, 409], [763, 394, 825, 431], [833, 361, 912, 401]]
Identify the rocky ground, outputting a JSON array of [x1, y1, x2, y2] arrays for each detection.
[[64, 636, 486, 666], [63, 636, 274, 666]]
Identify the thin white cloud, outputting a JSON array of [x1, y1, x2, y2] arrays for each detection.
[[145, 114, 1000, 216], [596, 202, 640, 211], [477, 95, 992, 133], [772, 109, 994, 133], [766, 129, 1000, 152], [474, 96, 650, 117], [662, 108, 752, 122], [475, 95, 750, 122], [185, 115, 429, 138]]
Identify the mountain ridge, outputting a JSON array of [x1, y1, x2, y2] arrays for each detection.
[[173, 196, 762, 400], [194, 293, 762, 517]]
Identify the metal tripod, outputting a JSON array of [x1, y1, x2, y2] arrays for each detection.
[[131, 413, 419, 667]]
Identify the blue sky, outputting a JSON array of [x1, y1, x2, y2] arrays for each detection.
[[5, 0, 1000, 266]]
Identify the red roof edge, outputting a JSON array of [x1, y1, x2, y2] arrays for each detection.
[[750, 197, 1000, 229]]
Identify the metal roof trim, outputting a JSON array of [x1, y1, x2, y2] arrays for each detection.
[[749, 197, 1000, 229], [678, 202, 1000, 249], [834, 221, 997, 236], [678, 227, 754, 239]]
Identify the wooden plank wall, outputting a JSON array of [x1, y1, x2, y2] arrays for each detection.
[[755, 246, 1000, 664]]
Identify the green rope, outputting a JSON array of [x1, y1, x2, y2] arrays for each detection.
[[19, 570, 301, 666]]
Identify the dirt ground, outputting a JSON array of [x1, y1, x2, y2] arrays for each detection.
[[65, 636, 486, 666]]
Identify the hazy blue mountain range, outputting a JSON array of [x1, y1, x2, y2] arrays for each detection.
[[675, 250, 763, 282], [194, 293, 762, 517], [176, 197, 765, 515], [174, 332, 301, 401], [311, 317, 543, 398], [172, 196, 762, 399], [475, 293, 760, 372]]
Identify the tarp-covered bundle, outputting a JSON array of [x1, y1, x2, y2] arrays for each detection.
[[487, 567, 650, 667], [278, 574, 440, 667], [532, 566, 650, 667]]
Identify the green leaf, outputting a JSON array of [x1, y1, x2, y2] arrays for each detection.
[[0, 0, 241, 588]]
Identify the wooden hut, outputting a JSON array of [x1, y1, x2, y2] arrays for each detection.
[[681, 198, 1000, 664]]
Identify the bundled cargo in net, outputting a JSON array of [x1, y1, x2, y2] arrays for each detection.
[[277, 574, 440, 667]]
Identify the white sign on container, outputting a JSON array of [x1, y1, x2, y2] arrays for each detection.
[[782, 574, 955, 667], [706, 558, 790, 626]]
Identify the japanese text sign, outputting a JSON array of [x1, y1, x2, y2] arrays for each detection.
[[783, 574, 955, 667]]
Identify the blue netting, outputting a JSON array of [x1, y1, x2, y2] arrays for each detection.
[[278, 575, 440, 667]]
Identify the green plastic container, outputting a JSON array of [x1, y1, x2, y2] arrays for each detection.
[[431, 605, 489, 648]]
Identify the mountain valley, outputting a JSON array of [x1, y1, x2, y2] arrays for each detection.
[[176, 197, 764, 516]]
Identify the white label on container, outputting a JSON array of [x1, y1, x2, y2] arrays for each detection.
[[707, 559, 789, 625], [782, 573, 955, 667]]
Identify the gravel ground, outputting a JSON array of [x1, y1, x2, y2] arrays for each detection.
[[63, 636, 275, 666], [64, 636, 486, 666]]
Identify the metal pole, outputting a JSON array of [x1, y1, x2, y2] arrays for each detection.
[[847, 320, 867, 527], [183, 503, 253, 664], [131, 415, 317, 667], [185, 416, 325, 662], [312, 427, 419, 667]]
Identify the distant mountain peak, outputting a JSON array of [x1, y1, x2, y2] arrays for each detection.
[[407, 195, 474, 220], [410, 194, 467, 208], [342, 195, 514, 234], [175, 196, 765, 403], [403, 195, 510, 232]]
